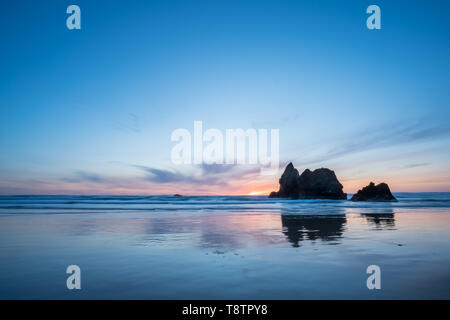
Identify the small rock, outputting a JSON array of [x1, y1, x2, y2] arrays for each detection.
[[350, 182, 397, 201]]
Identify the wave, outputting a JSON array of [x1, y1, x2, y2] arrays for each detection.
[[0, 193, 450, 214]]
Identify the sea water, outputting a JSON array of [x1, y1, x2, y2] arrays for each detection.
[[0, 193, 449, 299]]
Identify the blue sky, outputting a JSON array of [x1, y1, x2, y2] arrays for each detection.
[[1, 0, 450, 194]]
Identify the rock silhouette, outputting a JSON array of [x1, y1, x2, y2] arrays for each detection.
[[281, 214, 347, 247], [350, 182, 397, 201], [269, 163, 347, 200]]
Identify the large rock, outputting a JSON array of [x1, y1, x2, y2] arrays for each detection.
[[269, 163, 347, 200], [350, 182, 397, 201]]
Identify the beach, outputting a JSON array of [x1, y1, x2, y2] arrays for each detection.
[[0, 193, 450, 299]]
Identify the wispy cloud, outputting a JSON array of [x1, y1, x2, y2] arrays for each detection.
[[56, 163, 264, 193], [134, 164, 229, 186], [200, 163, 235, 175], [325, 122, 450, 159], [403, 162, 431, 169], [112, 113, 140, 133], [292, 120, 450, 167], [62, 171, 110, 184], [133, 163, 264, 188]]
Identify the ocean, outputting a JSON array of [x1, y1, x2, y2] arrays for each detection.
[[0, 193, 449, 299]]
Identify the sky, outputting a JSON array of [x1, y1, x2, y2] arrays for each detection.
[[0, 0, 450, 195]]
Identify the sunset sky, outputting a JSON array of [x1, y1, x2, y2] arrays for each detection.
[[1, 0, 450, 195]]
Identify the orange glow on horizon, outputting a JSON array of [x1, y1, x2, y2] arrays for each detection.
[[247, 190, 271, 196], [1, 170, 450, 195]]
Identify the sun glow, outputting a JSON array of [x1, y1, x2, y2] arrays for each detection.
[[248, 191, 266, 196]]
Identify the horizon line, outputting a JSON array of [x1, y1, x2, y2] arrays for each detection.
[[1, 191, 450, 197]]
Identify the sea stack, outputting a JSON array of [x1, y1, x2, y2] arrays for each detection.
[[269, 163, 347, 200], [350, 182, 397, 201]]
